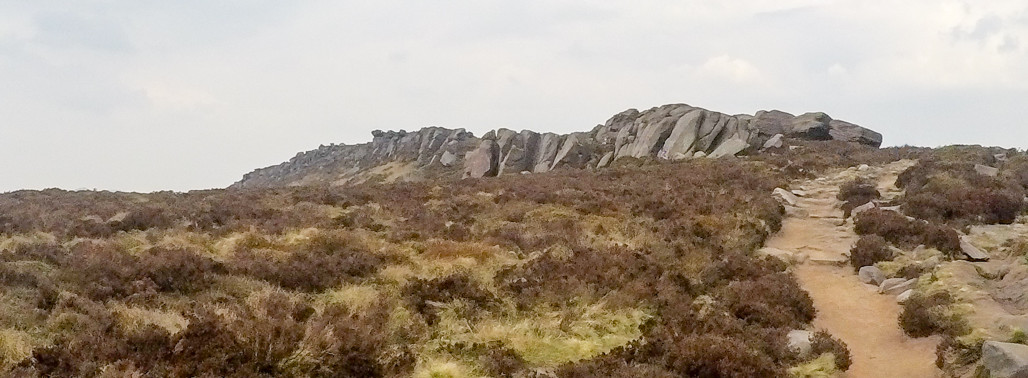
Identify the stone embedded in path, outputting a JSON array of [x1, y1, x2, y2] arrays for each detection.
[[758, 247, 807, 265], [859, 266, 887, 286], [773, 188, 800, 206], [880, 278, 918, 295], [982, 341, 1028, 378]]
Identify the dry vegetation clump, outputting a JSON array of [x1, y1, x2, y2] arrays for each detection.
[[838, 177, 881, 218], [0, 157, 848, 376], [899, 291, 969, 338], [809, 330, 852, 371], [896, 154, 1026, 226], [228, 231, 385, 292], [753, 139, 928, 178], [849, 235, 894, 271], [854, 209, 962, 256]]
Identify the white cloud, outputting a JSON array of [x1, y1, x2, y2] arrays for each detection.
[[695, 55, 765, 84]]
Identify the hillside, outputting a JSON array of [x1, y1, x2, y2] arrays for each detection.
[[233, 103, 882, 188]]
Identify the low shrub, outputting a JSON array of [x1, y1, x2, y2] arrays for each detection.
[[854, 209, 961, 255], [229, 232, 384, 292], [717, 273, 816, 329], [838, 178, 881, 218], [404, 274, 496, 324], [897, 160, 1026, 226], [900, 292, 969, 338], [809, 330, 852, 371], [849, 235, 893, 271]]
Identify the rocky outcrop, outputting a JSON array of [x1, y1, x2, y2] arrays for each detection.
[[982, 341, 1028, 378], [233, 103, 885, 188]]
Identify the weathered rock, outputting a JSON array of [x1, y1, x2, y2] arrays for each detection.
[[498, 130, 540, 175], [708, 137, 748, 158], [880, 278, 918, 295], [829, 120, 884, 148], [762, 134, 785, 150], [552, 133, 594, 170], [758, 247, 807, 265], [659, 109, 705, 159], [897, 289, 914, 303], [533, 133, 563, 173], [595, 109, 641, 144], [982, 341, 1028, 378], [851, 201, 877, 217], [788, 330, 814, 357], [773, 188, 800, 206], [596, 151, 615, 168], [859, 266, 887, 286], [439, 151, 457, 167], [463, 140, 499, 178], [788, 112, 833, 140], [751, 110, 795, 137], [976, 164, 1000, 177], [961, 236, 991, 262]]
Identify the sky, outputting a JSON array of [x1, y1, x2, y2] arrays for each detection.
[[2, 1, 1027, 192]]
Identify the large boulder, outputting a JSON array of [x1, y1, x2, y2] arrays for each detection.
[[462, 140, 499, 178], [751, 110, 795, 137], [859, 266, 886, 286], [532, 133, 563, 173], [498, 130, 540, 175], [788, 112, 833, 140], [829, 120, 883, 148], [982, 341, 1028, 378]]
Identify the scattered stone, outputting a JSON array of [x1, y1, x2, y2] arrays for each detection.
[[762, 134, 785, 150], [788, 330, 814, 357], [976, 164, 1000, 178], [897, 289, 914, 303], [693, 151, 707, 158], [857, 164, 870, 171], [758, 247, 807, 265], [961, 236, 991, 262], [439, 151, 457, 167], [851, 201, 877, 217], [982, 341, 1028, 378], [773, 188, 800, 206], [880, 278, 918, 295], [859, 266, 887, 286], [809, 257, 848, 267], [708, 138, 749, 158], [790, 189, 808, 197]]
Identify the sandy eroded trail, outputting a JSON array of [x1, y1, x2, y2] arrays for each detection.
[[765, 161, 941, 378]]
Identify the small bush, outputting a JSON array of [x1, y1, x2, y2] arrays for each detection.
[[849, 235, 893, 271], [717, 273, 816, 329], [898, 160, 1026, 226], [809, 330, 852, 371], [404, 274, 495, 324], [854, 209, 961, 255], [229, 232, 384, 292], [838, 178, 881, 218], [900, 292, 969, 338]]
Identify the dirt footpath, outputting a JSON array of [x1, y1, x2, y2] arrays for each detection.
[[765, 161, 941, 378]]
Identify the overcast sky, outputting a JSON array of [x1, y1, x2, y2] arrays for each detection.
[[2, 1, 1027, 192]]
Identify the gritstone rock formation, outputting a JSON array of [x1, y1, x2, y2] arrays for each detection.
[[232, 103, 883, 188]]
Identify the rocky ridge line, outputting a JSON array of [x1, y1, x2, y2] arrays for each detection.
[[232, 103, 883, 188]]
